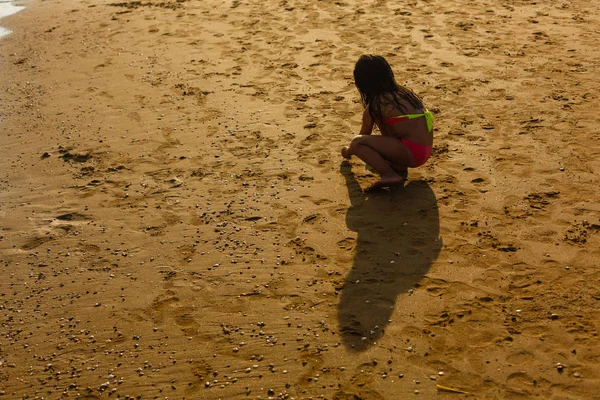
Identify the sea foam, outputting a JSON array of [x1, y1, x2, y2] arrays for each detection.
[[0, 1, 25, 38]]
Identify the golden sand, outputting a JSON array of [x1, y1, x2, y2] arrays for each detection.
[[1, 0, 599, 398]]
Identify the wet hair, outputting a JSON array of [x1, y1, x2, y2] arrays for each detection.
[[353, 55, 424, 123]]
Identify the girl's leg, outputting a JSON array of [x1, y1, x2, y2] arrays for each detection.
[[346, 135, 414, 190]]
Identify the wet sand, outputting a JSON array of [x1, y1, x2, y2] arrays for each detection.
[[1, 0, 599, 398]]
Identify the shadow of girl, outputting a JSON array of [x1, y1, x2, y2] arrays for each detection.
[[338, 161, 441, 351]]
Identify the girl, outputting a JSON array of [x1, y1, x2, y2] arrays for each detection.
[[342, 55, 434, 191]]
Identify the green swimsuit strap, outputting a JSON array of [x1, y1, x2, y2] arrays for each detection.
[[401, 110, 434, 132], [423, 109, 434, 133]]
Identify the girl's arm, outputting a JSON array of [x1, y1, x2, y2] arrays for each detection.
[[358, 107, 374, 135]]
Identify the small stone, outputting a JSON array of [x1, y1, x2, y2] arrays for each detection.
[[407, 346, 413, 352]]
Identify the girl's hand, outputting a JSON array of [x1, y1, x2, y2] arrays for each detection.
[[341, 146, 351, 159]]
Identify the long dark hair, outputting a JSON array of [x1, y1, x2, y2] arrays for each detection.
[[353, 55, 424, 123]]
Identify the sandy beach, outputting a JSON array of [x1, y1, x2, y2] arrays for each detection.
[[1, 0, 599, 398]]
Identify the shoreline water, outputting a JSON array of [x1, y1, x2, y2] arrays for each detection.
[[0, 0, 24, 38]]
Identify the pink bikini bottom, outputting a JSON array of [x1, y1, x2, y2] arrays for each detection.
[[401, 139, 433, 167]]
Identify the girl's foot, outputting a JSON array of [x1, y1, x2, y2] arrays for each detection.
[[393, 167, 408, 181], [341, 146, 351, 159], [366, 173, 405, 191]]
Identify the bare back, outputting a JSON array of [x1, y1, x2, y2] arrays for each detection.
[[373, 94, 433, 146]]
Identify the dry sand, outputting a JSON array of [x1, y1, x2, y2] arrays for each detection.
[[1, 0, 600, 398]]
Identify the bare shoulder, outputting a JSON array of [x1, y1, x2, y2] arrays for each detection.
[[378, 93, 401, 118], [384, 91, 423, 116]]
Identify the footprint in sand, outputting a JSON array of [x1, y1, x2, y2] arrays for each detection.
[[506, 350, 535, 365]]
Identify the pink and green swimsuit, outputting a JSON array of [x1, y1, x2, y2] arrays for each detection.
[[384, 109, 434, 167]]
